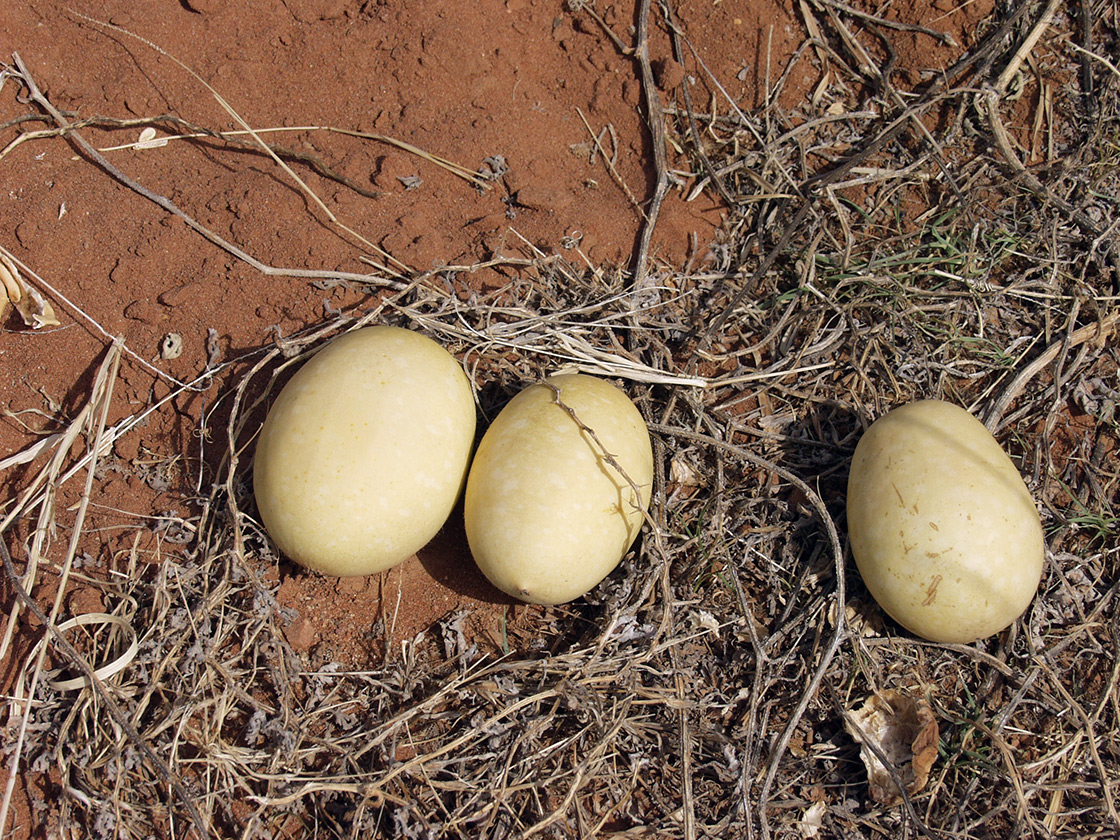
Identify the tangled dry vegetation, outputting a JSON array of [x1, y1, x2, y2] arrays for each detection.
[[2, 1, 1119, 838]]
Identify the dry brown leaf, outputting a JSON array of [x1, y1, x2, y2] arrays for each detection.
[[669, 452, 702, 488], [0, 252, 60, 329], [844, 689, 939, 806], [798, 800, 827, 837]]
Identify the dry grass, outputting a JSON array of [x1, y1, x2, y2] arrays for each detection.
[[3, 1, 1120, 838]]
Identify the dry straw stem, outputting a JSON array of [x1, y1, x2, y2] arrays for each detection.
[[984, 309, 1119, 433], [0, 344, 208, 838], [63, 12, 415, 276], [10, 52, 410, 288], [0, 344, 120, 664], [649, 421, 847, 839], [687, 0, 1042, 359], [1, 541, 210, 839], [630, 0, 671, 295], [567, 0, 673, 300], [812, 0, 957, 47], [974, 0, 1119, 279], [576, 107, 648, 219], [95, 120, 491, 193]]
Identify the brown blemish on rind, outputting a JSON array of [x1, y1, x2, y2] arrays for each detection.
[[891, 482, 905, 506], [922, 575, 942, 606]]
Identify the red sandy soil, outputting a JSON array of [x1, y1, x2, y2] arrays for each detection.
[[0, 1, 992, 836]]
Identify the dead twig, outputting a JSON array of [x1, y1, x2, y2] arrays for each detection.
[[984, 310, 1119, 432], [631, 0, 671, 295], [0, 343, 211, 839], [11, 53, 410, 286]]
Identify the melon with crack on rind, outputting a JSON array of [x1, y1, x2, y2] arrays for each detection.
[[846, 399, 1045, 643], [464, 374, 654, 605], [253, 326, 476, 577]]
